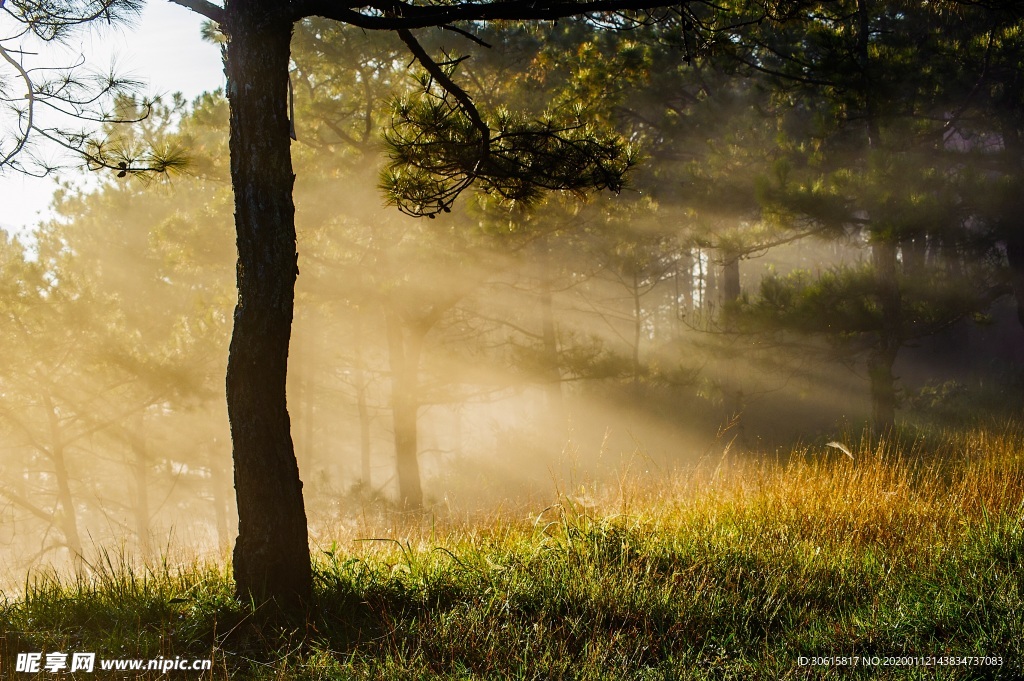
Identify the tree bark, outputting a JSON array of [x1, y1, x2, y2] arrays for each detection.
[[223, 2, 311, 608]]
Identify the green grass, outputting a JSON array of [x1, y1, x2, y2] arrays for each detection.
[[3, 428, 1024, 679]]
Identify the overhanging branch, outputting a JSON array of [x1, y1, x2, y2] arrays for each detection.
[[167, 0, 225, 24], [293, 0, 681, 28]]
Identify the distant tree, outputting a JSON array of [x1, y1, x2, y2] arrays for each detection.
[[939, 2, 1024, 331], [0, 94, 235, 569], [726, 0, 1014, 430], [0, 228, 165, 571], [4, 0, 792, 608]]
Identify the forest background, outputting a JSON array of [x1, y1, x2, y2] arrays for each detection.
[[1, 0, 1023, 591]]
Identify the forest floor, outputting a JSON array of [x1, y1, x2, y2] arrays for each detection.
[[2, 426, 1024, 679]]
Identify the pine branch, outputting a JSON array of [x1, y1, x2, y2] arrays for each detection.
[[397, 27, 490, 174]]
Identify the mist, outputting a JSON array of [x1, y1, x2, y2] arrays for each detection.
[[3, 10, 1022, 597]]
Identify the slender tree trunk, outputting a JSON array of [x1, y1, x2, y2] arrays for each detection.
[[355, 319, 373, 487], [223, 4, 310, 608], [129, 413, 152, 563], [356, 372, 373, 487], [393, 389, 423, 511], [856, 0, 881, 150], [720, 250, 741, 339], [52, 446, 84, 571], [867, 346, 898, 433], [900, 237, 927, 278], [871, 239, 902, 433], [632, 269, 643, 394], [704, 253, 717, 315], [45, 400, 84, 572], [1001, 125, 1024, 331], [716, 250, 744, 440], [721, 251, 741, 305], [1006, 231, 1024, 329], [858, 0, 900, 433], [385, 311, 424, 510], [675, 249, 693, 334], [695, 248, 705, 309], [537, 245, 563, 430]]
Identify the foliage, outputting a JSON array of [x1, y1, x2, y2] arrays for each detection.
[[736, 264, 997, 344], [0, 0, 194, 175], [383, 96, 635, 217], [5, 0, 1024, 609]]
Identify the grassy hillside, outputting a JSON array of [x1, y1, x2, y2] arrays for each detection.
[[3, 429, 1024, 679]]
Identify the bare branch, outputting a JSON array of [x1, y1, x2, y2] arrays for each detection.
[[0, 43, 34, 166], [0, 488, 55, 525]]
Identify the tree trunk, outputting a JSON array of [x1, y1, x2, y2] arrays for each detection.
[[1006, 231, 1024, 329], [45, 397, 84, 571], [674, 248, 693, 333], [867, 346, 898, 433], [858, 0, 901, 434], [720, 251, 741, 305], [53, 446, 84, 571], [870, 239, 902, 433], [385, 310, 424, 510], [355, 319, 373, 487], [899, 237, 927, 278], [392, 389, 423, 511], [704, 252, 717, 315], [129, 413, 152, 563], [356, 370, 373, 487], [631, 269, 643, 394], [223, 4, 311, 609], [1000, 124, 1024, 331], [537, 245, 563, 429]]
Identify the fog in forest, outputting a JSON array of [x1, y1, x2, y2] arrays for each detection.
[[3, 12, 1023, 589]]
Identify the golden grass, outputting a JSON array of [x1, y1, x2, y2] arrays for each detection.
[[308, 427, 1024, 573]]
